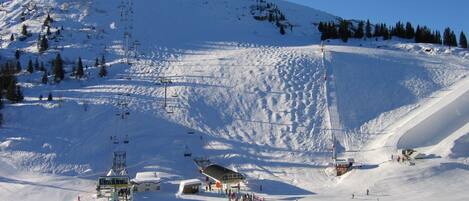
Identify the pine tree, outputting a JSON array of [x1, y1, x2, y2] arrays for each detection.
[[443, 27, 456, 47], [393, 21, 405, 38], [21, 24, 28, 36], [355, 21, 365, 39], [365, 20, 372, 38], [53, 53, 64, 82], [405, 22, 415, 39], [434, 31, 442, 44], [27, 59, 33, 74], [47, 92, 53, 101], [44, 14, 53, 27], [76, 57, 84, 79], [382, 25, 391, 40], [279, 25, 286, 35], [374, 24, 381, 37], [99, 65, 107, 77], [338, 20, 350, 42], [460, 31, 468, 48], [415, 26, 421, 43], [6, 79, 18, 102], [10, 34, 14, 41], [46, 26, 51, 35], [41, 71, 48, 84], [15, 49, 20, 60], [318, 22, 325, 33], [38, 35, 49, 52]]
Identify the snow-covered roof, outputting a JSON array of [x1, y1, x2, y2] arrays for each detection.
[[131, 172, 161, 183], [177, 179, 202, 195], [179, 179, 202, 186], [106, 169, 116, 176]]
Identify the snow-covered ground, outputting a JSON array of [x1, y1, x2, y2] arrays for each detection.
[[0, 0, 468, 200]]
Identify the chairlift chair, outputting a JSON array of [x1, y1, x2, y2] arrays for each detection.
[[166, 105, 175, 114], [184, 146, 192, 157], [166, 109, 174, 114], [112, 136, 119, 144], [123, 135, 129, 144]]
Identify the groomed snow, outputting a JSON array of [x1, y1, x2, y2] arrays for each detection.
[[0, 0, 468, 201]]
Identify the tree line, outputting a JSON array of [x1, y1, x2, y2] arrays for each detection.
[[318, 20, 468, 48]]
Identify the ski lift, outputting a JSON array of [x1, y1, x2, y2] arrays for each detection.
[[123, 135, 129, 144], [183, 145, 192, 157], [166, 105, 175, 114], [187, 130, 195, 135], [171, 93, 179, 98], [111, 136, 119, 144]]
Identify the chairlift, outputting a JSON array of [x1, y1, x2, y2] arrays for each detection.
[[112, 136, 119, 144], [184, 146, 192, 157], [187, 130, 195, 135], [165, 105, 175, 114], [166, 109, 174, 114], [123, 135, 129, 144], [171, 93, 178, 98]]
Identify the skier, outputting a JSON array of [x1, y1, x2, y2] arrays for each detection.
[[352, 193, 355, 199], [366, 189, 369, 196]]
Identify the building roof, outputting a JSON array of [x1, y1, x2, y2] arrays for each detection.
[[131, 172, 161, 184], [179, 179, 202, 186], [107, 169, 116, 176], [202, 164, 245, 183]]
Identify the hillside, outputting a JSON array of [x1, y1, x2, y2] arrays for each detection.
[[0, 0, 468, 201]]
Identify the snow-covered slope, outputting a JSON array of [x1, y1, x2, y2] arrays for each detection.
[[0, 0, 468, 201]]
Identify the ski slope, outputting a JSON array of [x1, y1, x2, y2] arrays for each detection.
[[0, 0, 468, 201]]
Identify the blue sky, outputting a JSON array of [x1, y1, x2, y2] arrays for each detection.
[[287, 0, 469, 34]]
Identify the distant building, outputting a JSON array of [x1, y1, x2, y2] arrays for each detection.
[[131, 172, 161, 192], [202, 164, 245, 190], [335, 158, 354, 176], [177, 179, 202, 195]]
